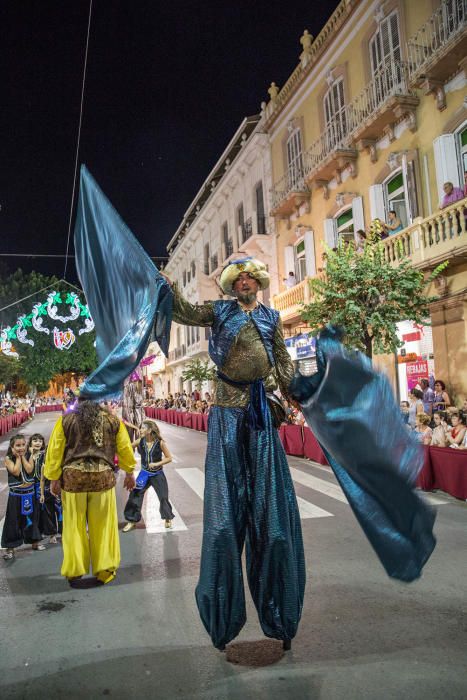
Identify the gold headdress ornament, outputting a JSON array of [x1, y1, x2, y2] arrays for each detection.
[[219, 257, 270, 296]]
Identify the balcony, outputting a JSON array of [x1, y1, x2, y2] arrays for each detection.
[[348, 60, 419, 145], [303, 120, 358, 186], [272, 278, 311, 322], [408, 0, 467, 88], [270, 167, 310, 217], [168, 344, 186, 364], [381, 197, 467, 269]]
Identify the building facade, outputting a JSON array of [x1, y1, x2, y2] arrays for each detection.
[[265, 0, 467, 399], [155, 115, 279, 397]]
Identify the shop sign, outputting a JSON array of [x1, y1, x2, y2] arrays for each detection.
[[406, 360, 429, 391]]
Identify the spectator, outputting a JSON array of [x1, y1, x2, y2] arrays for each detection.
[[414, 413, 432, 445], [439, 181, 464, 209], [459, 398, 467, 424], [433, 380, 451, 412], [355, 229, 367, 253], [408, 388, 424, 429], [431, 412, 446, 447], [446, 413, 466, 448], [283, 272, 297, 289], [420, 379, 435, 416], [400, 400, 410, 425], [385, 210, 403, 235]]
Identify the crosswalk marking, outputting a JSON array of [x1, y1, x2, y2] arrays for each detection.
[[296, 496, 333, 519], [142, 487, 187, 533], [290, 467, 349, 504], [176, 467, 335, 519], [176, 468, 205, 499]]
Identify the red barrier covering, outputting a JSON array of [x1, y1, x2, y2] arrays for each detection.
[[430, 446, 467, 500], [0, 411, 30, 437], [282, 424, 304, 457], [416, 446, 434, 491], [35, 404, 63, 413], [303, 427, 328, 465], [182, 413, 192, 429]]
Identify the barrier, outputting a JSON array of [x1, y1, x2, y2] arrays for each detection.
[[144, 408, 467, 500], [0, 411, 31, 437]]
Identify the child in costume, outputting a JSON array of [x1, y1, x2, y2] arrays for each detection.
[[2, 434, 44, 559], [27, 433, 62, 543], [123, 419, 174, 531]]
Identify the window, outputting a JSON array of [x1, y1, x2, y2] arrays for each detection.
[[191, 261, 196, 276], [255, 182, 266, 234], [186, 326, 191, 347], [336, 208, 354, 243], [294, 239, 307, 282], [323, 78, 347, 147], [458, 123, 467, 176], [204, 243, 210, 275], [222, 221, 232, 257], [286, 128, 304, 190], [370, 11, 402, 98], [384, 171, 408, 228], [183, 271, 187, 286]]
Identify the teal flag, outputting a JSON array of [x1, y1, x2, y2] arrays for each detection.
[[74, 165, 172, 400]]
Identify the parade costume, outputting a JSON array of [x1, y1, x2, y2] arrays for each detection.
[[44, 410, 136, 582], [32, 450, 61, 537], [2, 460, 42, 550], [73, 167, 436, 648], [124, 436, 175, 523]]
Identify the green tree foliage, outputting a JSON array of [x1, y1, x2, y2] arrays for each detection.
[[300, 240, 447, 359], [181, 358, 216, 389], [0, 354, 20, 388], [0, 268, 97, 390]]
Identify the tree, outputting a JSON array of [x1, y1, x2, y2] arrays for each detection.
[[0, 354, 20, 390], [0, 268, 97, 390], [181, 358, 216, 390], [300, 239, 447, 359]]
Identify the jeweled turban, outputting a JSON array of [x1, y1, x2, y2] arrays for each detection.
[[219, 257, 270, 295]]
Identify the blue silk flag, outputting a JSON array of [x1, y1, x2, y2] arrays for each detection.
[[290, 328, 436, 583], [74, 165, 172, 400]]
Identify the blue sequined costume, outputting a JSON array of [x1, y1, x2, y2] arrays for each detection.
[[171, 289, 306, 649]]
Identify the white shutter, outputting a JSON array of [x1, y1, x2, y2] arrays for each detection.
[[284, 245, 295, 278], [323, 219, 337, 248], [351, 196, 365, 239], [369, 184, 386, 221], [304, 230, 316, 277], [433, 134, 460, 203], [401, 154, 413, 224]]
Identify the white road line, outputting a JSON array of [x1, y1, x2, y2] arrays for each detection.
[[290, 467, 349, 504], [419, 492, 450, 506], [142, 487, 187, 533], [0, 483, 8, 494], [176, 468, 205, 500], [0, 516, 4, 536], [177, 467, 334, 520], [296, 496, 333, 519]]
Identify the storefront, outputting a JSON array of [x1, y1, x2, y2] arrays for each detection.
[[285, 333, 317, 375], [396, 320, 435, 401]]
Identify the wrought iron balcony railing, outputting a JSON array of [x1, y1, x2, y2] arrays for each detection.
[[407, 0, 467, 82]]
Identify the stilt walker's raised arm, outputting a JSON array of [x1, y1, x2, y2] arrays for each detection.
[[74, 165, 173, 401]]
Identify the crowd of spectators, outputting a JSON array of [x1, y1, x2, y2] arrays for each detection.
[[0, 393, 67, 418], [145, 390, 213, 415], [400, 379, 467, 449]]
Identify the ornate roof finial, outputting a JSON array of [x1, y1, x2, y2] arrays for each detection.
[[268, 82, 279, 102]]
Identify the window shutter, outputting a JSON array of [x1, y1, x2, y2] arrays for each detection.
[[351, 196, 365, 237], [304, 230, 316, 277], [369, 184, 386, 221], [433, 134, 460, 203], [284, 245, 295, 278], [323, 219, 337, 248]]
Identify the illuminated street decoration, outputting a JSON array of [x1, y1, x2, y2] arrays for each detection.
[[53, 328, 76, 350], [0, 290, 94, 356]]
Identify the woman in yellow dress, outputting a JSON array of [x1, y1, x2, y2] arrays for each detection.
[[44, 400, 136, 588]]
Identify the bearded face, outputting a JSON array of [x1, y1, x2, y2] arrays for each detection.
[[232, 272, 259, 304]]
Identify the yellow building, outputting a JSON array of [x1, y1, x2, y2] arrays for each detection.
[[266, 0, 467, 400]]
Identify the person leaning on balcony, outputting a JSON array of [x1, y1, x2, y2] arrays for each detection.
[[385, 210, 403, 235], [355, 229, 367, 253], [283, 271, 297, 289], [439, 181, 464, 209]]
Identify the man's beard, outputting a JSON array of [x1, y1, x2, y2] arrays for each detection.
[[235, 291, 257, 305]]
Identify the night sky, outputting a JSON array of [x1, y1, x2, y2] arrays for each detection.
[[1, 0, 340, 281]]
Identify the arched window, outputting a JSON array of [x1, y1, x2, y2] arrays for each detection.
[[286, 128, 304, 189], [323, 78, 347, 148]]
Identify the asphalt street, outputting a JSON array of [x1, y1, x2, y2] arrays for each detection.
[[0, 412, 466, 700]]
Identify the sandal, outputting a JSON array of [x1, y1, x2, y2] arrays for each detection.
[[49, 536, 58, 544], [3, 549, 14, 560], [32, 543, 46, 551]]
